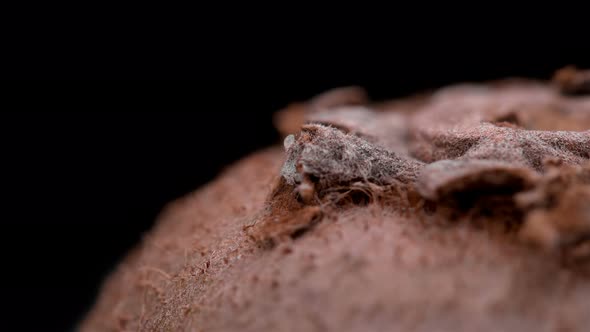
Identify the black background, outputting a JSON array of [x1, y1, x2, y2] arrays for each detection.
[[3, 46, 590, 331]]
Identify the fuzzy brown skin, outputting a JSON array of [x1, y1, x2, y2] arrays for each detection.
[[81, 76, 590, 332]]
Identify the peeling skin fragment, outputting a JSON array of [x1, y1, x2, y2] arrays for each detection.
[[281, 124, 423, 202], [417, 159, 538, 201]]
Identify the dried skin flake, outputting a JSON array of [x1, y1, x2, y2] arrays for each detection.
[[275, 75, 590, 251]]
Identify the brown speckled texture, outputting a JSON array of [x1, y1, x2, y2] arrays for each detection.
[[81, 74, 590, 332]]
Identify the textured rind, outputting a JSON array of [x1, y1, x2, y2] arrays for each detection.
[[280, 124, 422, 189], [82, 77, 590, 332], [284, 81, 590, 248]]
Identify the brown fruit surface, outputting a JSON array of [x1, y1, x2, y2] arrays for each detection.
[[81, 74, 590, 332]]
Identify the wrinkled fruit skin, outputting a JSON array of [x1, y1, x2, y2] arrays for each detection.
[[82, 77, 590, 332]]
